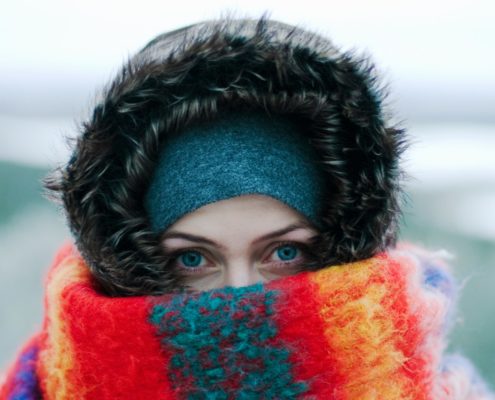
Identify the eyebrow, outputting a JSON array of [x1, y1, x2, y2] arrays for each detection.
[[161, 222, 313, 250]]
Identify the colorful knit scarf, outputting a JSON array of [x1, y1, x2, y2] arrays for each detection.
[[1, 243, 493, 399]]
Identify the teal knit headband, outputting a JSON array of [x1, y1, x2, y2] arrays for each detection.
[[145, 111, 325, 233]]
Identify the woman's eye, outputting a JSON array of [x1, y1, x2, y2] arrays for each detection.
[[274, 244, 300, 261], [176, 250, 207, 269], [267, 243, 307, 267]]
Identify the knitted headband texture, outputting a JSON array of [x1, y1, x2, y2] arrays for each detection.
[[2, 243, 493, 399], [145, 111, 325, 233]]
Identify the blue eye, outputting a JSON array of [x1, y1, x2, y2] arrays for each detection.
[[275, 245, 299, 261], [178, 251, 204, 268]]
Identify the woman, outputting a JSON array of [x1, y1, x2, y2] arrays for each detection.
[[1, 15, 493, 399]]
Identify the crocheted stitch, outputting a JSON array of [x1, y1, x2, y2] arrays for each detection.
[[1, 243, 493, 399], [150, 285, 308, 398]]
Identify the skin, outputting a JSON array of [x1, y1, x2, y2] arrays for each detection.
[[160, 194, 318, 291]]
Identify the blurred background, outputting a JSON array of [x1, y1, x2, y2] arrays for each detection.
[[1, 0, 494, 385]]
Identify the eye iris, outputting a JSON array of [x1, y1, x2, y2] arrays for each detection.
[[276, 245, 298, 261], [180, 251, 203, 267]]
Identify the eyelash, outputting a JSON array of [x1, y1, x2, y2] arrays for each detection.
[[263, 241, 309, 269], [166, 241, 309, 274]]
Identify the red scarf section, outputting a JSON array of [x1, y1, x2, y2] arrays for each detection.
[[1, 242, 493, 399]]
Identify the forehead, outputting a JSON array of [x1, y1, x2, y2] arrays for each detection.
[[165, 194, 312, 237]]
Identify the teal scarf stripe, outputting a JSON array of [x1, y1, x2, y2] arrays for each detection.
[[149, 284, 308, 399]]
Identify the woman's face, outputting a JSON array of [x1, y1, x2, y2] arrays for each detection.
[[160, 194, 318, 291]]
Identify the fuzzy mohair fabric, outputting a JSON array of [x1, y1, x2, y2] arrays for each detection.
[[45, 15, 408, 296], [145, 110, 326, 233], [1, 243, 493, 399]]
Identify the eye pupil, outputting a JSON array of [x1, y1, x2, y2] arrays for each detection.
[[180, 251, 203, 267], [277, 245, 298, 261]]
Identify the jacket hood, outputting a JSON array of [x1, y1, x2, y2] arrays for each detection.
[[47, 15, 408, 296]]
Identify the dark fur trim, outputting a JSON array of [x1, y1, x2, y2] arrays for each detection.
[[45, 15, 408, 296]]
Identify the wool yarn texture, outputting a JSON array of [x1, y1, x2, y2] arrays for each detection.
[[1, 242, 493, 399]]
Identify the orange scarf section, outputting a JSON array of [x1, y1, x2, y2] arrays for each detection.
[[1, 243, 493, 399]]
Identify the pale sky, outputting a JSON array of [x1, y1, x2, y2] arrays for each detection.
[[1, 0, 494, 117]]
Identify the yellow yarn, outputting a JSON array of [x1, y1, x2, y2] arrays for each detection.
[[311, 257, 414, 399], [38, 255, 90, 399]]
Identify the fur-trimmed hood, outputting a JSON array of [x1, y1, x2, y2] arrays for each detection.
[[47, 15, 407, 296]]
